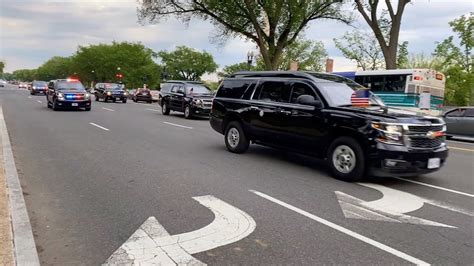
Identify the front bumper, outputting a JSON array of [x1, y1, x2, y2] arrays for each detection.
[[135, 95, 152, 101], [32, 89, 46, 94], [56, 100, 91, 109], [106, 95, 127, 101], [191, 106, 211, 116], [368, 143, 448, 177]]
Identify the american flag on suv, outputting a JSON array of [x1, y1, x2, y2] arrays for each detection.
[[351, 89, 370, 106]]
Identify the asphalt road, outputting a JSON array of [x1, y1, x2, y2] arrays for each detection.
[[1, 85, 473, 265]]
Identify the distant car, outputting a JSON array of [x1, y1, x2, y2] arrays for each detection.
[[132, 88, 152, 103], [127, 89, 136, 99], [94, 83, 128, 103], [159, 80, 213, 119], [0, 79, 7, 87], [30, 80, 48, 95], [150, 90, 159, 102], [46, 79, 92, 111], [19, 82, 29, 89], [443, 107, 474, 139]]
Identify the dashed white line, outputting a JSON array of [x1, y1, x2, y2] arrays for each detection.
[[102, 107, 115, 112], [163, 122, 193, 129], [28, 96, 32, 99], [250, 190, 429, 266], [391, 177, 474, 198], [37, 100, 42, 103], [146, 108, 161, 112], [89, 122, 110, 131]]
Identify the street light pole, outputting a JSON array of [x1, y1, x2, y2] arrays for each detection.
[[247, 51, 254, 71]]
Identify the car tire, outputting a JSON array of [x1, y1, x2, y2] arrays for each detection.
[[225, 121, 249, 154], [95, 94, 99, 101], [148, 100, 152, 104], [53, 100, 59, 111], [327, 137, 365, 182], [133, 98, 137, 103], [112, 98, 116, 103], [85, 107, 91, 111], [162, 102, 170, 115], [47, 100, 51, 109], [184, 105, 193, 119], [122, 99, 127, 103]]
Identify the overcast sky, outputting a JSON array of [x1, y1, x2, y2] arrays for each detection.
[[0, 0, 471, 75]]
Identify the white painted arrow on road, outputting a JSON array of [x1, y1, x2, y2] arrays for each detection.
[[336, 183, 460, 228], [104, 195, 256, 265]]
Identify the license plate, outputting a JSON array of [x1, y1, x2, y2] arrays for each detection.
[[116, 98, 121, 100], [427, 158, 440, 169], [71, 103, 78, 107]]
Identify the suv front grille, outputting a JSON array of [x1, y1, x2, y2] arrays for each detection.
[[409, 137, 443, 149], [408, 125, 443, 133], [406, 124, 445, 149]]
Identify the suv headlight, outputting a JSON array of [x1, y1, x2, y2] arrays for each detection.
[[57, 92, 65, 100], [372, 122, 404, 145], [85, 93, 91, 100], [193, 99, 203, 107], [107, 91, 112, 96]]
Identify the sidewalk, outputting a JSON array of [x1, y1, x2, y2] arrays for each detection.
[[0, 141, 14, 265]]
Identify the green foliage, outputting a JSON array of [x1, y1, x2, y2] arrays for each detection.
[[35, 56, 74, 81], [138, 0, 349, 70], [276, 38, 327, 71], [12, 69, 37, 81], [158, 46, 218, 81], [433, 13, 473, 106], [397, 41, 409, 68], [201, 80, 220, 91], [334, 31, 385, 70], [0, 61, 5, 74], [218, 62, 252, 78], [73, 42, 161, 89]]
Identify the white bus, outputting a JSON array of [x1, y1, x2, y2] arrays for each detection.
[[333, 69, 446, 113]]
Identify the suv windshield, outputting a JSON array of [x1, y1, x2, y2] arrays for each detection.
[[186, 84, 211, 95], [317, 82, 385, 107], [33, 81, 47, 86], [306, 72, 365, 90], [105, 83, 123, 90], [56, 81, 85, 91]]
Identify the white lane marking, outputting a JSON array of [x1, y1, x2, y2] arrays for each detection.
[[391, 177, 474, 198], [0, 106, 41, 265], [101, 107, 115, 112], [89, 122, 109, 131], [146, 108, 161, 112], [250, 190, 429, 266], [163, 122, 193, 129], [105, 195, 256, 265], [28, 96, 32, 99], [36, 100, 42, 103], [448, 146, 474, 152], [335, 184, 456, 228]]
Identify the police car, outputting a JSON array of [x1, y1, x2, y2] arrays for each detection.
[[46, 79, 92, 111]]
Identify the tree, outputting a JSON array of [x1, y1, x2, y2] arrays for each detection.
[[138, 0, 349, 70], [402, 53, 443, 70], [218, 62, 253, 78], [158, 46, 218, 80], [72, 42, 161, 88], [0, 61, 5, 74], [355, 0, 411, 69], [36, 56, 74, 81], [334, 31, 385, 70], [275, 38, 327, 71], [433, 13, 473, 106], [396, 41, 408, 68], [12, 69, 37, 81]]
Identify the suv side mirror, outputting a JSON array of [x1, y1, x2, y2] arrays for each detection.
[[296, 95, 322, 108]]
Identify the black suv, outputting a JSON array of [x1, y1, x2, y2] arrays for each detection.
[[210, 71, 448, 181], [46, 79, 92, 111], [160, 81, 213, 119], [94, 83, 127, 103]]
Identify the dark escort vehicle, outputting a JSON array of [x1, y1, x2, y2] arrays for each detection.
[[46, 78, 92, 111], [94, 82, 128, 103], [210, 71, 448, 181], [159, 81, 213, 119]]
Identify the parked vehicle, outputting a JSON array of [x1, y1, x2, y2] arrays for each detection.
[[210, 71, 448, 181], [150, 90, 159, 102], [30, 80, 48, 95], [127, 89, 136, 100], [132, 88, 153, 103], [443, 107, 474, 139], [0, 79, 7, 87], [46, 79, 91, 111], [94, 83, 127, 103], [159, 80, 213, 119]]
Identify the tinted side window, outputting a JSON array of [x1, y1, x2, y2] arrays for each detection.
[[464, 109, 474, 117], [446, 109, 463, 117], [290, 82, 316, 104], [255, 81, 291, 103], [216, 80, 252, 99], [171, 86, 178, 93]]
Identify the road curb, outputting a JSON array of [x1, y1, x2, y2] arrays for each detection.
[[0, 106, 40, 265]]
